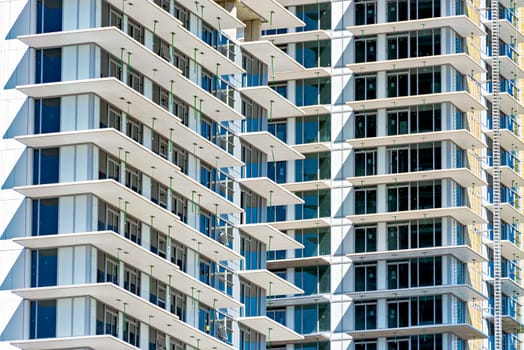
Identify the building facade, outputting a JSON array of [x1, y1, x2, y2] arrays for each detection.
[[0, 0, 522, 350]]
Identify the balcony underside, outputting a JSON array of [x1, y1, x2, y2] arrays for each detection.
[[485, 277, 524, 296], [239, 132, 304, 161], [484, 239, 524, 261], [237, 223, 303, 251], [237, 316, 303, 342], [484, 92, 524, 116], [348, 323, 486, 340], [484, 128, 524, 151], [239, 85, 304, 118], [484, 165, 524, 189], [240, 40, 305, 75], [485, 203, 524, 224], [347, 245, 486, 263], [237, 269, 303, 295], [11, 335, 138, 350], [261, 29, 332, 45], [348, 284, 486, 302]]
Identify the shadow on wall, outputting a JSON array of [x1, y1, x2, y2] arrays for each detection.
[[5, 2, 31, 40]]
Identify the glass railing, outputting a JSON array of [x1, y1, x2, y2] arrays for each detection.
[[488, 296, 520, 319], [489, 223, 523, 246], [487, 187, 521, 209], [486, 43, 518, 62], [489, 334, 520, 350], [488, 260, 522, 283], [486, 114, 520, 136], [487, 150, 521, 172], [486, 7, 518, 26], [486, 79, 520, 99]]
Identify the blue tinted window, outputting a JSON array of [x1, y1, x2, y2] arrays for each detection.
[[31, 249, 57, 287], [268, 161, 287, 184], [296, 152, 330, 182], [295, 3, 331, 31], [36, 49, 62, 83], [295, 40, 331, 68], [295, 227, 330, 258], [296, 114, 331, 144], [267, 205, 286, 222], [30, 300, 56, 339], [295, 190, 330, 220], [33, 148, 59, 184], [296, 78, 331, 106], [268, 122, 286, 142], [37, 0, 62, 33], [34, 98, 60, 134], [270, 83, 287, 98], [32, 198, 59, 236]]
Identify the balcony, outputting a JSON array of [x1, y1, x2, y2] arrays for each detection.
[[13, 283, 234, 350], [237, 316, 303, 342], [237, 223, 303, 251], [484, 187, 524, 223], [261, 29, 332, 45], [347, 129, 485, 150], [10, 335, 138, 350], [484, 114, 524, 151], [484, 79, 524, 116], [347, 53, 484, 76], [347, 16, 485, 38], [484, 151, 524, 188], [485, 44, 524, 79], [486, 297, 524, 333], [237, 269, 303, 296], [486, 261, 524, 295], [348, 284, 486, 302], [19, 28, 244, 122], [239, 132, 304, 161], [14, 180, 242, 261], [488, 334, 521, 350], [485, 224, 524, 260], [482, 8, 524, 44], [348, 323, 486, 340]]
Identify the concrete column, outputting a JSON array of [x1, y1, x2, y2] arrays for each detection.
[[244, 20, 262, 42]]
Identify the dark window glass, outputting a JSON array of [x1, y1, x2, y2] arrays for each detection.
[[36, 49, 61, 83], [32, 198, 59, 236], [33, 148, 59, 185], [30, 300, 56, 339], [37, 0, 63, 33], [31, 249, 57, 287], [34, 98, 60, 134]]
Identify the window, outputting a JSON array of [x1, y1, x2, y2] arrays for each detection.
[[33, 148, 59, 184], [149, 327, 167, 350], [242, 52, 267, 87], [242, 144, 264, 179], [36, 48, 61, 83], [240, 234, 264, 270], [171, 239, 187, 272], [295, 114, 331, 144], [123, 315, 140, 346], [355, 301, 377, 330], [355, 263, 377, 291], [356, 37, 377, 63], [295, 227, 331, 258], [96, 303, 118, 337], [268, 161, 287, 184], [294, 303, 330, 334], [296, 40, 331, 68], [387, 181, 442, 211], [151, 180, 168, 209], [387, 257, 442, 288], [32, 198, 58, 236], [268, 121, 287, 142], [355, 111, 377, 138], [270, 82, 288, 98], [240, 279, 264, 317], [34, 98, 60, 134], [126, 116, 143, 143], [150, 278, 167, 309], [150, 229, 167, 258], [355, 75, 376, 100], [239, 325, 264, 350], [295, 152, 330, 182], [387, 34, 409, 59], [31, 249, 57, 287], [387, 0, 440, 21], [387, 71, 409, 97], [97, 251, 119, 285], [355, 0, 376, 25], [171, 288, 186, 321], [30, 300, 56, 339], [388, 142, 441, 173], [36, 0, 62, 33], [100, 101, 122, 130], [387, 67, 441, 97], [387, 30, 441, 60], [242, 97, 266, 132], [355, 225, 377, 253], [387, 105, 441, 135], [354, 187, 377, 214], [124, 214, 141, 245], [294, 266, 330, 295], [295, 3, 331, 31], [356, 341, 377, 350], [125, 164, 142, 194], [98, 201, 120, 233], [98, 151, 120, 181], [124, 264, 140, 295], [355, 149, 377, 176], [387, 335, 442, 350], [295, 189, 331, 220], [387, 295, 442, 327], [296, 78, 331, 106], [268, 308, 286, 326]]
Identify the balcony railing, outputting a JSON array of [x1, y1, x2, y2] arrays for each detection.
[[486, 150, 521, 173], [489, 223, 523, 247], [487, 187, 521, 210], [486, 79, 520, 99], [488, 260, 522, 283], [487, 43, 519, 62], [486, 7, 518, 27], [487, 114, 520, 136]]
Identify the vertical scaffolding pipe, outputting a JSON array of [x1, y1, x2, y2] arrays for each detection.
[[490, 0, 503, 347]]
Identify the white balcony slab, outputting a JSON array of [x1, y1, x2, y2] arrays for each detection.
[[104, 0, 244, 72], [239, 132, 304, 161], [16, 129, 242, 214], [174, 0, 245, 29], [262, 30, 332, 45], [346, 129, 486, 150], [14, 180, 242, 261], [270, 217, 332, 230], [291, 142, 333, 154], [239, 86, 304, 117], [13, 231, 240, 308], [16, 79, 243, 168], [348, 284, 486, 302], [347, 168, 486, 188], [484, 238, 524, 261], [347, 53, 484, 75], [273, 67, 331, 82], [268, 255, 331, 269], [240, 40, 305, 74], [485, 314, 524, 334], [347, 16, 485, 38], [347, 91, 484, 113], [239, 0, 305, 29], [346, 245, 486, 263], [484, 54, 524, 79], [22, 28, 243, 121], [299, 104, 332, 115], [484, 165, 524, 188], [239, 177, 303, 205], [484, 128, 524, 151], [237, 223, 303, 250], [484, 91, 524, 116], [486, 277, 524, 296], [277, 0, 331, 5], [281, 180, 332, 192], [237, 316, 303, 341], [237, 269, 303, 295], [485, 202, 524, 224], [482, 17, 524, 44], [13, 283, 234, 350], [347, 207, 487, 226], [11, 335, 138, 350], [348, 324, 486, 340]]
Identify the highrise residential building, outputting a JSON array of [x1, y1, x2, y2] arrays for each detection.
[[0, 1, 522, 350]]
